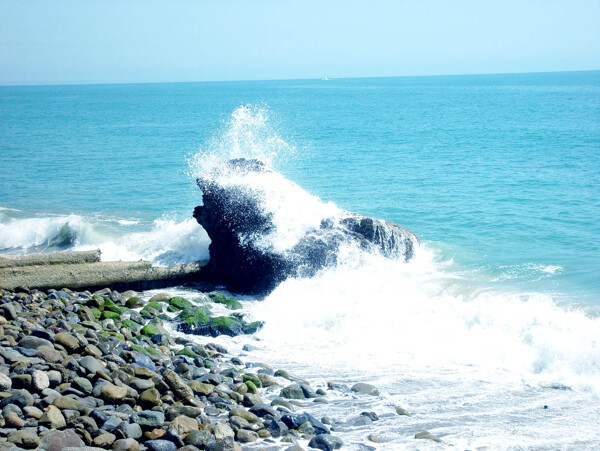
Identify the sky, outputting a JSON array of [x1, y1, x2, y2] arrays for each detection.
[[1, 0, 599, 85]]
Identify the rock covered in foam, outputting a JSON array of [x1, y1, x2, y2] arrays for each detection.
[[194, 158, 418, 294]]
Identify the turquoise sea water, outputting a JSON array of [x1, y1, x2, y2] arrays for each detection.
[[1, 71, 599, 304], [2, 71, 600, 448]]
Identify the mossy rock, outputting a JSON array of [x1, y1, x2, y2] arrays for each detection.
[[209, 292, 242, 310], [90, 308, 102, 319], [103, 298, 125, 315], [166, 305, 179, 313], [147, 301, 163, 311], [144, 346, 160, 356], [176, 347, 198, 359], [169, 296, 193, 311], [100, 331, 125, 341], [140, 323, 161, 337], [130, 344, 149, 355], [245, 380, 258, 394], [243, 321, 264, 335], [243, 374, 262, 388], [101, 310, 121, 321], [86, 295, 104, 310], [209, 316, 243, 336], [121, 319, 141, 332], [176, 307, 211, 328], [126, 297, 144, 308]]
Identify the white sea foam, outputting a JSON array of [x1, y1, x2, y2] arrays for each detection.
[[80, 218, 210, 266], [0, 213, 209, 266], [249, 244, 600, 393]]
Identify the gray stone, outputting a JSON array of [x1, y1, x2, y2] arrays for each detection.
[[128, 378, 154, 391], [236, 429, 258, 443], [40, 405, 67, 429], [212, 422, 234, 440], [111, 438, 140, 451], [132, 410, 165, 428], [79, 356, 103, 374], [145, 440, 177, 451], [184, 430, 213, 448], [18, 335, 53, 350], [415, 431, 442, 442], [72, 377, 93, 394], [280, 384, 305, 399], [39, 429, 85, 451], [32, 370, 50, 391], [7, 429, 40, 449], [163, 369, 195, 402], [350, 383, 379, 396], [308, 434, 343, 450], [0, 372, 12, 391]]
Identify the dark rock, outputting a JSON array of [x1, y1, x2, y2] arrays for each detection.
[[308, 434, 343, 450], [194, 158, 418, 294], [280, 384, 305, 399], [146, 439, 177, 451], [132, 352, 156, 371], [132, 410, 165, 428], [281, 412, 329, 435], [265, 419, 289, 438], [18, 335, 53, 349], [184, 430, 213, 448]]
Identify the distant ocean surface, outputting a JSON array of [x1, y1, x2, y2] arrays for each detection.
[[2, 71, 600, 448]]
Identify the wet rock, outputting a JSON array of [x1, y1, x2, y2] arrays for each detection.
[[308, 434, 343, 450], [395, 406, 410, 416], [415, 431, 442, 442], [236, 429, 258, 443], [280, 384, 306, 399], [163, 369, 195, 403], [282, 412, 329, 435], [212, 422, 235, 440], [170, 415, 199, 438], [350, 383, 379, 396], [184, 430, 213, 448]]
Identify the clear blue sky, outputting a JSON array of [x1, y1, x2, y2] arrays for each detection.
[[1, 0, 599, 84]]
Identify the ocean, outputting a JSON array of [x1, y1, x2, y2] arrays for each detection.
[[1, 71, 600, 448]]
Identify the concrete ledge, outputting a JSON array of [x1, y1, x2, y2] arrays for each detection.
[[0, 250, 102, 268], [0, 250, 207, 291]]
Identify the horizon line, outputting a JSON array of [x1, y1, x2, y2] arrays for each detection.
[[1, 68, 599, 88]]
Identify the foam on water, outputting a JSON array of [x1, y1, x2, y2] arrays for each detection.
[[0, 211, 210, 266], [251, 245, 600, 393]]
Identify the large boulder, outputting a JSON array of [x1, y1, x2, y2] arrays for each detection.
[[194, 158, 417, 294]]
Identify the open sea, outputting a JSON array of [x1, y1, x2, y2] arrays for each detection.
[[1, 71, 600, 449]]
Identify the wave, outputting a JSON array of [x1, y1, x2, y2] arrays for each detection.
[[0, 212, 210, 266], [186, 105, 600, 393]]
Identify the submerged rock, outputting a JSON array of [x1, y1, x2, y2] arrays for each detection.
[[194, 158, 418, 294]]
